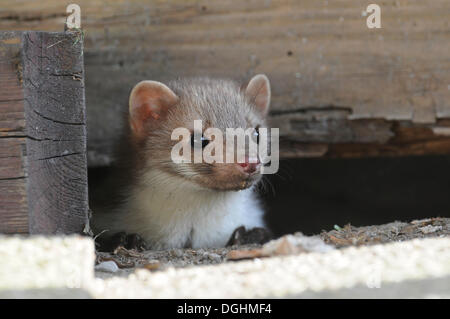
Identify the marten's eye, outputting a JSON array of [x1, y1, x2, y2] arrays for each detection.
[[191, 133, 209, 148]]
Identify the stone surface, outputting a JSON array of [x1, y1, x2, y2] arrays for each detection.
[[0, 288, 92, 299], [1, 220, 449, 298], [0, 235, 95, 291], [88, 237, 450, 298], [95, 261, 119, 273], [290, 276, 450, 299]]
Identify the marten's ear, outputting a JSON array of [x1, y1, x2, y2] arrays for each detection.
[[129, 80, 179, 136], [244, 74, 271, 117]]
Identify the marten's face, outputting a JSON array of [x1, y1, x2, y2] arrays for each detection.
[[128, 76, 271, 191]]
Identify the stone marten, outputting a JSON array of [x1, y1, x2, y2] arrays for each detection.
[[92, 75, 274, 251]]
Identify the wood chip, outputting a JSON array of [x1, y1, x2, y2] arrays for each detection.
[[113, 246, 143, 258], [227, 234, 333, 260], [226, 249, 266, 260], [142, 261, 161, 271], [326, 234, 354, 246], [411, 218, 433, 226]]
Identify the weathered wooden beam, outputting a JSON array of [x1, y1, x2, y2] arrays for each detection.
[[274, 113, 450, 159], [279, 120, 450, 159], [0, 31, 88, 234], [1, 1, 449, 163], [0, 32, 27, 233]]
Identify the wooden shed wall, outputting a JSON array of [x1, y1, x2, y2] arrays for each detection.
[[1, 0, 449, 165]]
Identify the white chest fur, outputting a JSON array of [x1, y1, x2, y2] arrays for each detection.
[[95, 169, 264, 250]]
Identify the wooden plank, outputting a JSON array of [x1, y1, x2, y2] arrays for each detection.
[[1, 1, 449, 162], [21, 31, 89, 234], [0, 31, 27, 233], [0, 31, 88, 234]]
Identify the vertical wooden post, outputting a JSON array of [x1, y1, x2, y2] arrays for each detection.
[[0, 31, 89, 234], [0, 31, 27, 233]]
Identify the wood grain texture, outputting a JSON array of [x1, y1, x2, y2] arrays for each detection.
[[1, 1, 449, 162], [0, 31, 27, 233], [0, 31, 88, 234], [21, 31, 89, 234]]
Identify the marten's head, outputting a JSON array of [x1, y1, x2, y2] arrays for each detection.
[[128, 75, 271, 191]]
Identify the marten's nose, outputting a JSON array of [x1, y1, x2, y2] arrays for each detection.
[[238, 157, 260, 174]]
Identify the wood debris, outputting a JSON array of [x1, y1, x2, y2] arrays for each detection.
[[97, 255, 135, 269], [321, 217, 448, 248], [113, 246, 143, 258], [227, 233, 334, 260], [141, 261, 161, 271]]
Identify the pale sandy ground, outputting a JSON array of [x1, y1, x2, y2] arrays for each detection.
[[0, 218, 449, 298]]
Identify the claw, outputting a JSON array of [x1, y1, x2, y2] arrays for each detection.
[[227, 226, 272, 246]]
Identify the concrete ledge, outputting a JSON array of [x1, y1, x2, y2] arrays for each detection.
[[88, 237, 450, 298], [290, 276, 450, 299], [0, 288, 91, 299], [0, 234, 449, 298], [0, 235, 95, 291]]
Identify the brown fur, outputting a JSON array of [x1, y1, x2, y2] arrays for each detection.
[[91, 76, 271, 249]]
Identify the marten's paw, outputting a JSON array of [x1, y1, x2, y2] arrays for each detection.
[[226, 226, 272, 246], [95, 232, 148, 252]]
